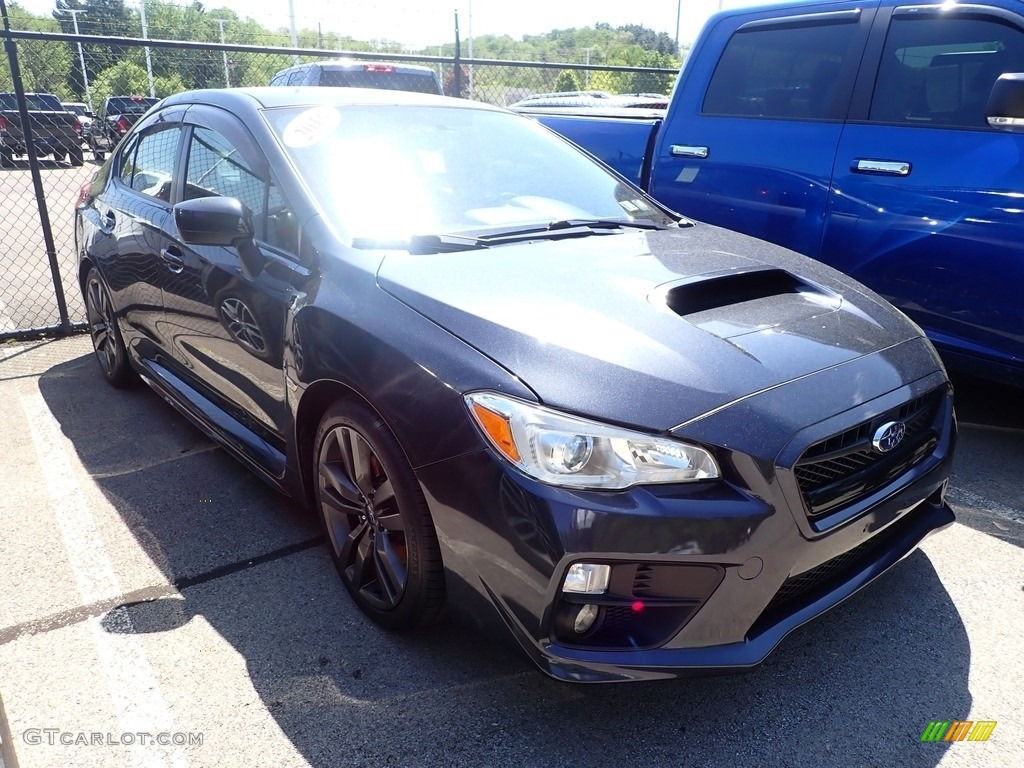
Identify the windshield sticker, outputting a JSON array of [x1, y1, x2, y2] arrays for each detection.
[[282, 107, 341, 148]]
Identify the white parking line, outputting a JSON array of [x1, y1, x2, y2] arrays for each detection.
[[18, 382, 189, 768], [0, 299, 17, 335]]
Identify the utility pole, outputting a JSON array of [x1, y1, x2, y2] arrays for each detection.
[[139, 0, 155, 97], [583, 47, 596, 89], [675, 0, 681, 56], [288, 0, 298, 65], [60, 8, 93, 112], [467, 0, 473, 100], [214, 18, 230, 87]]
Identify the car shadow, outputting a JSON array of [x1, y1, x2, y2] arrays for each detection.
[[38, 352, 972, 767], [947, 372, 1024, 548]]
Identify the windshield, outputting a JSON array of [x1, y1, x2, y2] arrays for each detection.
[[106, 97, 158, 114], [263, 104, 674, 246]]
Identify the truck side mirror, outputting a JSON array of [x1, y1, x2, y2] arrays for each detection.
[[986, 73, 1024, 131]]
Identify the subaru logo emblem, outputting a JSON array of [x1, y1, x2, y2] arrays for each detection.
[[872, 421, 906, 453]]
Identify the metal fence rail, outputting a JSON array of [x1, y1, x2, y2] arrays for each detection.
[[0, 28, 675, 340]]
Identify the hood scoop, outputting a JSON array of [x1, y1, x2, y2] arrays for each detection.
[[656, 268, 842, 340]]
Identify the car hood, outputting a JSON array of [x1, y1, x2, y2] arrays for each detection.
[[376, 225, 929, 431]]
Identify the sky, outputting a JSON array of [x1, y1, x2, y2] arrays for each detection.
[[16, 0, 766, 50]]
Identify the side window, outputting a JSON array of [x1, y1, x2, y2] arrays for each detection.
[[269, 72, 286, 86], [703, 20, 860, 119], [870, 16, 1024, 128], [117, 135, 140, 186], [286, 68, 306, 86], [183, 126, 299, 254], [122, 127, 180, 201]]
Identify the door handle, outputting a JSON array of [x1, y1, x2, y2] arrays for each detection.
[[670, 145, 710, 159], [853, 159, 911, 176], [160, 247, 185, 274]]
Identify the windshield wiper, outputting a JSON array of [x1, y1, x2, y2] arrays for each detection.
[[351, 233, 486, 254], [351, 218, 678, 254]]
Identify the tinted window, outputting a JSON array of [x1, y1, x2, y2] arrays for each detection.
[[106, 97, 159, 115], [121, 127, 180, 201], [286, 68, 306, 86], [117, 135, 140, 186], [319, 67, 442, 94], [870, 15, 1024, 128], [704, 21, 859, 119], [0, 93, 63, 111], [184, 127, 298, 253]]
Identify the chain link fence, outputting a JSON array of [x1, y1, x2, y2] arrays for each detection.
[[0, 28, 674, 340]]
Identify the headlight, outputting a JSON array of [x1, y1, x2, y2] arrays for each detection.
[[465, 392, 719, 490]]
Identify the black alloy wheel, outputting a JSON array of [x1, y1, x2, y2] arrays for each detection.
[[84, 268, 134, 387], [220, 296, 267, 354], [315, 401, 444, 630]]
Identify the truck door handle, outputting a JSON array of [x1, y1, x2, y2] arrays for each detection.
[[160, 247, 185, 274], [853, 159, 911, 176], [670, 145, 709, 159]]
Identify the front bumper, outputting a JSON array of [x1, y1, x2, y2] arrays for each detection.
[[417, 367, 956, 682]]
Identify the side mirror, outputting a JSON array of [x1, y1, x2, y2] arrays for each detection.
[[986, 73, 1024, 130], [174, 196, 265, 279]]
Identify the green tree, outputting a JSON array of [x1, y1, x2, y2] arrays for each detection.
[[91, 60, 184, 104], [53, 0, 139, 95], [2, 4, 75, 99], [553, 70, 582, 92]]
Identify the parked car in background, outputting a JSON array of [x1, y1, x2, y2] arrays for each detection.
[[76, 87, 955, 682], [511, 90, 669, 109], [86, 95, 160, 161], [62, 101, 94, 143], [534, 0, 1024, 387], [0, 92, 84, 167], [269, 59, 443, 95]]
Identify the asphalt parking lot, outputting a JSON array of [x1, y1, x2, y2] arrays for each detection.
[[0, 335, 1022, 768], [0, 161, 96, 333]]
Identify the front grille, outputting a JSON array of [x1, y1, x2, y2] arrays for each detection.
[[754, 509, 916, 627], [794, 388, 945, 519]]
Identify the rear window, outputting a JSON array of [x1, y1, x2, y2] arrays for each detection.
[[106, 97, 159, 114], [0, 93, 63, 111], [319, 68, 442, 95]]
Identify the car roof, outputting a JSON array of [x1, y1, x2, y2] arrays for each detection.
[[161, 87, 504, 116]]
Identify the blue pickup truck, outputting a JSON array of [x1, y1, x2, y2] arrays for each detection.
[[531, 0, 1024, 386]]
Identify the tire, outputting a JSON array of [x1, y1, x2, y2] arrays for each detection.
[[93, 148, 105, 162], [314, 400, 445, 631], [69, 145, 84, 166], [0, 149, 13, 168], [84, 268, 134, 388]]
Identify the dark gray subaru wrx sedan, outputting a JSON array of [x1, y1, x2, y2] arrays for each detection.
[[75, 88, 956, 682]]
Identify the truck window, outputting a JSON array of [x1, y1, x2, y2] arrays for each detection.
[[703, 20, 859, 120], [869, 15, 1024, 128]]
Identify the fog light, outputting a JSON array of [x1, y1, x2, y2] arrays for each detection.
[[562, 563, 610, 594], [573, 604, 600, 634]]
